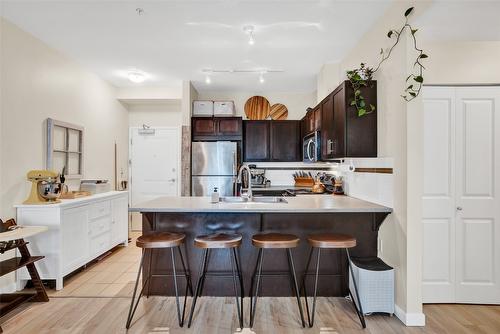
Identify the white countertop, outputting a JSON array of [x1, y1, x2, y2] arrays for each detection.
[[14, 191, 127, 209], [130, 195, 392, 213]]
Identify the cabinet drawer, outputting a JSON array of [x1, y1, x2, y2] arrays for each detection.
[[89, 216, 111, 237], [89, 201, 111, 220], [90, 232, 111, 257]]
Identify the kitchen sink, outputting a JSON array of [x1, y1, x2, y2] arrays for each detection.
[[220, 197, 287, 204]]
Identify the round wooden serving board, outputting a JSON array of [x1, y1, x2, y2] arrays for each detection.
[[244, 96, 271, 120], [270, 103, 288, 120]]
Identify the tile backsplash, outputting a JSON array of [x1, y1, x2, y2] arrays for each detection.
[[244, 158, 394, 208]]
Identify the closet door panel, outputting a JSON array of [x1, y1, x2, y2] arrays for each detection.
[[455, 87, 500, 304], [422, 87, 457, 303]]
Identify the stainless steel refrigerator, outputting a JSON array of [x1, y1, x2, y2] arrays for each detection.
[[191, 141, 237, 196]]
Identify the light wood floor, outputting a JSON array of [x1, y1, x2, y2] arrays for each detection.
[[2, 296, 500, 333], [3, 233, 499, 333]]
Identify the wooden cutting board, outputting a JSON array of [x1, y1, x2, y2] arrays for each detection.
[[244, 96, 271, 120], [270, 103, 288, 120]]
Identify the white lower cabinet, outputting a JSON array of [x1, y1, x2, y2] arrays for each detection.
[[16, 191, 129, 290]]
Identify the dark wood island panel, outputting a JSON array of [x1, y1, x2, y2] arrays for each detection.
[[141, 211, 389, 297]]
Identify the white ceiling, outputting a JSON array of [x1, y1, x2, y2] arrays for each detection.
[[0, 0, 393, 93], [416, 0, 500, 42]]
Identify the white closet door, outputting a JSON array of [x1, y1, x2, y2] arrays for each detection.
[[455, 87, 500, 303], [422, 87, 457, 302]]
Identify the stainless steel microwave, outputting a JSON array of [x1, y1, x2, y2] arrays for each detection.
[[303, 131, 321, 162]]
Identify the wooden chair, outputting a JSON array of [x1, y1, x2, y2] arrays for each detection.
[[0, 218, 49, 333]]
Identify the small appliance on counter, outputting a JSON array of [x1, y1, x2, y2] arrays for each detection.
[[80, 179, 111, 194], [248, 164, 269, 188], [333, 176, 345, 195], [23, 170, 62, 204]]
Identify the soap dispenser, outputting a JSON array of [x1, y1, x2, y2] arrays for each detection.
[[211, 187, 220, 203]]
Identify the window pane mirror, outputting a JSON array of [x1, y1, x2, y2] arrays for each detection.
[[46, 118, 84, 178]]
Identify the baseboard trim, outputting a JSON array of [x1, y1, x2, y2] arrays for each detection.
[[395, 304, 426, 326]]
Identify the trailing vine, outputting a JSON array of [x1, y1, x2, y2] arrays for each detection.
[[348, 7, 428, 117]]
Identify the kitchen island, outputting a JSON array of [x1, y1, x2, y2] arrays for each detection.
[[130, 195, 392, 297]]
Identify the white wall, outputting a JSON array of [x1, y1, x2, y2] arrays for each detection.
[[197, 91, 316, 120], [316, 63, 340, 103], [422, 41, 500, 84], [127, 100, 182, 127], [316, 1, 430, 325], [0, 18, 128, 290]]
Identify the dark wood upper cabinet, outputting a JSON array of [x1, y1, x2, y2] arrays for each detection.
[[243, 121, 270, 161], [321, 93, 334, 158], [301, 109, 315, 137], [192, 117, 242, 141], [243, 120, 300, 162], [270, 121, 300, 162], [320, 80, 377, 159], [313, 105, 321, 131]]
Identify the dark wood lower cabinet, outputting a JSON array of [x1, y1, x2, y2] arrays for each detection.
[[142, 211, 388, 297]]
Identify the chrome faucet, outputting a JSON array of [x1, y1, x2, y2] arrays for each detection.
[[237, 165, 253, 200]]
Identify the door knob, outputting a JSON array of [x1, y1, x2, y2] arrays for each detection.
[[456, 206, 463, 211]]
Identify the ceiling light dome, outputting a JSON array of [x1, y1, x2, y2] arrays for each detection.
[[128, 71, 146, 83]]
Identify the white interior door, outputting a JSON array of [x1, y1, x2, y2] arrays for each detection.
[[455, 87, 500, 303], [423, 86, 500, 304], [129, 127, 180, 230], [422, 87, 457, 302]]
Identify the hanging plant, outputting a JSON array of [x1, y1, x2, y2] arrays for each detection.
[[348, 7, 428, 117]]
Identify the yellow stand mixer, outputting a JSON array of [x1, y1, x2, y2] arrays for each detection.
[[24, 170, 62, 204]]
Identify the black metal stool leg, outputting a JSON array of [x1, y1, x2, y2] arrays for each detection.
[[233, 248, 244, 321], [126, 250, 146, 329], [187, 249, 209, 328], [286, 248, 306, 328], [171, 247, 184, 327], [177, 246, 193, 325], [300, 247, 314, 326], [229, 249, 243, 329], [346, 249, 366, 329], [146, 248, 154, 298], [177, 246, 194, 297], [250, 248, 264, 328], [309, 248, 321, 327]]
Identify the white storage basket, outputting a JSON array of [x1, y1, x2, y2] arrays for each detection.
[[193, 101, 214, 117], [214, 101, 235, 116], [349, 257, 394, 315]]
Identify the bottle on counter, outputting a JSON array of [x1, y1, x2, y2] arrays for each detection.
[[211, 187, 220, 203]]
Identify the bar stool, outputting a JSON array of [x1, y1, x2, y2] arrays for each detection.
[[126, 232, 193, 329], [249, 233, 306, 328], [301, 233, 366, 328], [187, 233, 244, 329]]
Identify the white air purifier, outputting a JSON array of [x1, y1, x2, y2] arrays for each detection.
[[349, 257, 394, 315]]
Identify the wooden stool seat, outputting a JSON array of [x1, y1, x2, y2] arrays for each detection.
[[307, 233, 356, 249], [194, 233, 242, 249], [252, 233, 300, 249], [136, 232, 185, 249]]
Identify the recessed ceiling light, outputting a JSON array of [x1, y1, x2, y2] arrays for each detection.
[[243, 25, 255, 45], [205, 75, 211, 84], [128, 71, 146, 83], [259, 72, 265, 83]]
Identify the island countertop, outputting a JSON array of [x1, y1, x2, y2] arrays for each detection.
[[129, 195, 392, 213]]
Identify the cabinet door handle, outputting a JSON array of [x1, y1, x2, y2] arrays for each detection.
[[327, 139, 333, 154]]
